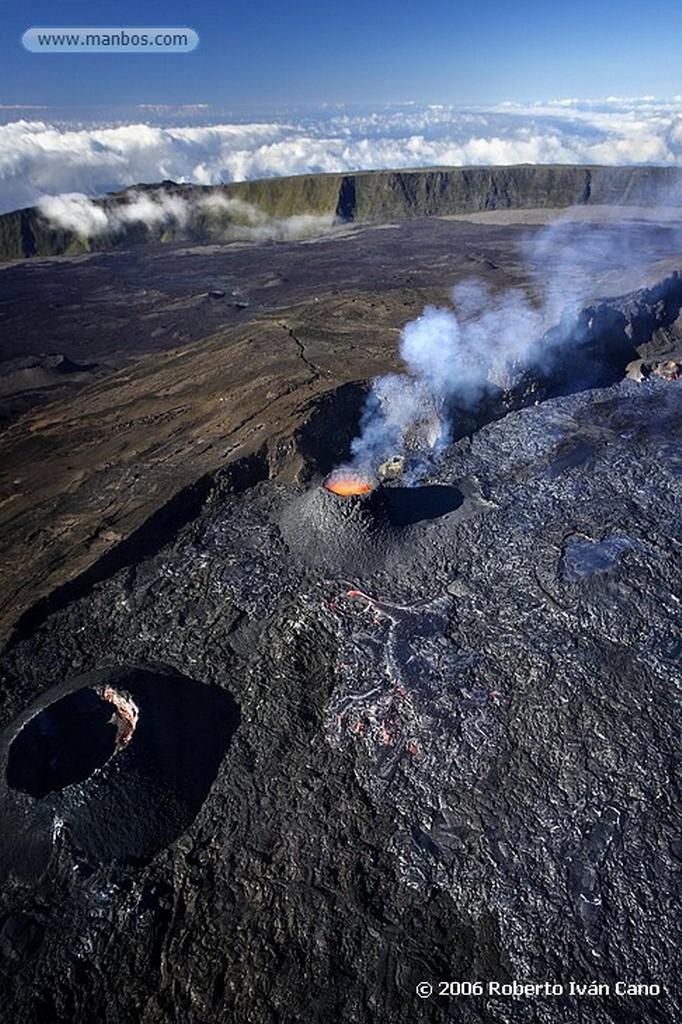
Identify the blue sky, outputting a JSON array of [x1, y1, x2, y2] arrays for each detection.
[[3, 0, 681, 109], [1, 1, 681, 212]]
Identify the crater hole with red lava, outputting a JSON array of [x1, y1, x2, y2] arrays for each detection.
[[323, 472, 375, 497], [6, 687, 137, 799]]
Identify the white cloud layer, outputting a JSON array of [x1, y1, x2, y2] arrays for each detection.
[[1, 97, 681, 215], [36, 189, 337, 242]]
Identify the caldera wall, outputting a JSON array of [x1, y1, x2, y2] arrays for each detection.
[[3, 165, 682, 262]]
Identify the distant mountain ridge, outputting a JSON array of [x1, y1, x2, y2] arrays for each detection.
[[2, 165, 682, 262]]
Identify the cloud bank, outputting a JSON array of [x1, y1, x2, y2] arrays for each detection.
[[1, 97, 681, 214], [36, 190, 337, 242]]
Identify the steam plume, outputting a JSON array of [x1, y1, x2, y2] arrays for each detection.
[[350, 307, 484, 473], [343, 212, 681, 481], [345, 290, 548, 480], [349, 305, 497, 480]]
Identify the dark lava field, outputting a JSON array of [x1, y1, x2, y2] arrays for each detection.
[[0, 187, 680, 1023]]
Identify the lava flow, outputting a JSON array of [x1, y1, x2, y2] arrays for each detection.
[[324, 472, 375, 496]]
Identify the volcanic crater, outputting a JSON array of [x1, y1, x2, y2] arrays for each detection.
[[0, 175, 681, 1024], [0, 665, 239, 881], [280, 473, 467, 574]]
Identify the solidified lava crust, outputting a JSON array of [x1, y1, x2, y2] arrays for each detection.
[[0, 259, 681, 1023]]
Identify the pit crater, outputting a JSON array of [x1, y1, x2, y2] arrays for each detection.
[[0, 664, 240, 875]]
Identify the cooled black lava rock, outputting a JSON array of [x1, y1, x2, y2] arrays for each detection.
[[279, 477, 465, 571], [0, 300, 680, 1024], [279, 478, 393, 571], [543, 271, 682, 394]]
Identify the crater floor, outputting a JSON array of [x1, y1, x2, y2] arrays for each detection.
[[0, 211, 680, 1023]]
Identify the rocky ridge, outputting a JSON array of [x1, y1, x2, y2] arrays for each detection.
[[2, 165, 682, 262]]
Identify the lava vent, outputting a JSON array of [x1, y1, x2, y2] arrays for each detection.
[[279, 471, 391, 572], [323, 470, 376, 496]]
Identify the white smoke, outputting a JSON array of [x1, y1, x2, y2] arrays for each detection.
[[345, 208, 682, 480], [37, 193, 110, 236], [36, 189, 337, 241], [450, 280, 546, 382], [350, 306, 491, 473], [116, 192, 191, 229], [352, 375, 433, 468], [346, 296, 539, 479], [37, 190, 190, 235]]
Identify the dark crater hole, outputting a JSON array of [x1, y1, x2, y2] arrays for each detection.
[[0, 666, 240, 870], [382, 484, 463, 528], [6, 688, 119, 799]]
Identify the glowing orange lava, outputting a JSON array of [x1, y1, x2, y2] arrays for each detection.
[[324, 476, 374, 496]]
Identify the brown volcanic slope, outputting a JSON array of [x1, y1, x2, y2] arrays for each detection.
[[1, 207, 681, 649]]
